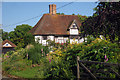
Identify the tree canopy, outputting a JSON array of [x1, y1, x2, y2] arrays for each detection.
[[2, 30, 9, 41], [2, 24, 34, 49], [81, 2, 120, 43]]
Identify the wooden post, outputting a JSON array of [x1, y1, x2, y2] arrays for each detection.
[[80, 62, 98, 80], [77, 56, 80, 80]]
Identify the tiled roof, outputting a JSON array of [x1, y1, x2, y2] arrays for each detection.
[[29, 14, 83, 35], [2, 39, 16, 48]]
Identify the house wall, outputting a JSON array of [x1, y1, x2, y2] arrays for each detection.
[[47, 36, 54, 41], [55, 37, 68, 43], [35, 35, 55, 46], [70, 29, 78, 35], [35, 36, 42, 43], [35, 35, 71, 45], [35, 35, 84, 45]]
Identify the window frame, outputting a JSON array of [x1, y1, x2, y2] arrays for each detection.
[[42, 36, 47, 40]]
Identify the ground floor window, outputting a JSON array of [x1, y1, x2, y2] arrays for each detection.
[[42, 36, 47, 40]]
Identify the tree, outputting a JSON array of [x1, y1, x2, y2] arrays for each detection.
[[81, 2, 120, 43], [78, 14, 87, 23], [1, 29, 9, 41], [56, 13, 65, 15], [72, 13, 75, 15], [9, 24, 34, 48]]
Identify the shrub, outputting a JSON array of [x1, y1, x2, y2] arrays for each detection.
[[27, 43, 49, 64], [77, 38, 120, 63], [46, 58, 75, 79], [50, 37, 119, 79]]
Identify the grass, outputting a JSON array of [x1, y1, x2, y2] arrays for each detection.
[[2, 53, 50, 79], [10, 66, 41, 78], [3, 58, 48, 79]]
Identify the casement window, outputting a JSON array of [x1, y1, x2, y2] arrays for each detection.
[[42, 36, 47, 40], [58, 39, 67, 43], [58, 39, 64, 43]]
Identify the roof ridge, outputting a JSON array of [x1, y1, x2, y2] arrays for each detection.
[[44, 13, 79, 16]]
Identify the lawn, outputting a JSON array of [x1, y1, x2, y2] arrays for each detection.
[[9, 66, 41, 78]]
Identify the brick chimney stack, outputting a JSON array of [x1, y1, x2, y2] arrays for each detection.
[[49, 4, 56, 15]]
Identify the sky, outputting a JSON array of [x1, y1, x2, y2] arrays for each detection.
[[2, 1, 98, 32]]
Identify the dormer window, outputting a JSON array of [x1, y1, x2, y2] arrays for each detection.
[[69, 22, 79, 35], [73, 23, 76, 28]]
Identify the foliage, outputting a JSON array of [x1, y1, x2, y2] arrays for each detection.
[[60, 37, 120, 78], [27, 43, 49, 64], [81, 2, 120, 43], [47, 39, 70, 51], [46, 58, 75, 79], [78, 14, 87, 23], [4, 48, 27, 61], [8, 24, 34, 49], [63, 37, 119, 63], [72, 13, 75, 15], [80, 38, 119, 63], [2, 36, 120, 79], [2, 48, 32, 74], [1, 29, 9, 41], [2, 58, 32, 75], [47, 37, 119, 78], [56, 13, 65, 15]]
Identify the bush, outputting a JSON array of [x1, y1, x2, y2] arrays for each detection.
[[27, 43, 49, 64], [78, 38, 120, 63], [46, 59, 75, 79], [49, 37, 119, 79]]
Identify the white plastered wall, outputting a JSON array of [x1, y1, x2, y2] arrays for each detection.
[[70, 29, 78, 35], [35, 35, 55, 45], [55, 37, 68, 43]]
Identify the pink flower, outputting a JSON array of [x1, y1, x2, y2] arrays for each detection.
[[49, 59, 51, 63], [41, 49, 43, 51], [106, 58, 108, 62], [41, 49, 43, 53], [104, 54, 108, 62], [105, 54, 107, 59], [6, 56, 9, 58], [27, 53, 28, 57]]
